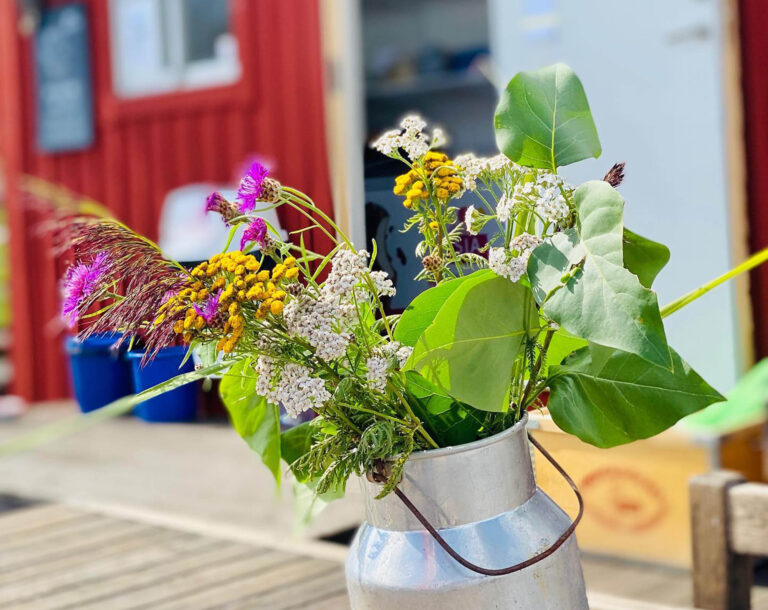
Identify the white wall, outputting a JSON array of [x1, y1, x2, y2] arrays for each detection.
[[489, 0, 741, 392]]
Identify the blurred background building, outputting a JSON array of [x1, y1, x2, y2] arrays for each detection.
[[0, 0, 765, 406]]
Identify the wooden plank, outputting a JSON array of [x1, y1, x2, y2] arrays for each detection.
[[0, 504, 82, 536], [33, 545, 278, 610], [729, 482, 768, 555], [232, 563, 347, 610], [149, 556, 339, 610], [1, 530, 213, 607], [0, 519, 155, 572], [0, 523, 181, 586], [690, 471, 752, 610], [0, 514, 116, 553]]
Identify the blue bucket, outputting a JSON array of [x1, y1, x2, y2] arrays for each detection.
[[126, 346, 197, 423], [64, 334, 132, 413]]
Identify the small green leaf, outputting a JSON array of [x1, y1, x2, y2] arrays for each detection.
[[548, 345, 724, 448], [528, 181, 671, 368], [623, 228, 670, 288], [406, 271, 539, 412], [394, 271, 492, 346], [220, 360, 282, 485], [542, 329, 587, 375], [494, 63, 601, 170], [404, 371, 484, 446]]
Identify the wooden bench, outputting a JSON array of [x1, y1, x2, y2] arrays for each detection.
[[691, 471, 768, 609]]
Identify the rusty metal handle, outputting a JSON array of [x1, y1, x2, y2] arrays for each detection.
[[373, 431, 584, 577]]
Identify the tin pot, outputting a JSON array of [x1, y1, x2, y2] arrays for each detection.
[[346, 413, 588, 609]]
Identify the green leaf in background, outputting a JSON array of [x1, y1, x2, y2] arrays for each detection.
[[528, 181, 671, 368], [494, 63, 601, 171], [404, 371, 484, 446], [547, 345, 724, 448], [406, 273, 539, 412], [220, 360, 282, 485], [542, 329, 587, 375], [623, 228, 670, 289]]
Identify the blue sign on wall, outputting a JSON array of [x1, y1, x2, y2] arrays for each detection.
[[34, 4, 94, 153]]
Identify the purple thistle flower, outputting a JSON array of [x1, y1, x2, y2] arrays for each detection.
[[240, 217, 268, 251], [236, 161, 269, 212], [193, 289, 222, 325], [61, 252, 111, 328], [206, 191, 227, 214]]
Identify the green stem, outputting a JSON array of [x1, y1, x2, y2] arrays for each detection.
[[388, 379, 439, 449], [661, 246, 768, 318]]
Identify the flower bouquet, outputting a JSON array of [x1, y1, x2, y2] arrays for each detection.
[[58, 63, 768, 608]]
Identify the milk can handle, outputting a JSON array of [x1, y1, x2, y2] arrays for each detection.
[[372, 431, 584, 577]]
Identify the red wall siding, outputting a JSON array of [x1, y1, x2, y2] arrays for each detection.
[[0, 0, 334, 401], [739, 0, 768, 359]]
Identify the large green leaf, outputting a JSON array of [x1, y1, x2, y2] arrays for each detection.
[[406, 273, 539, 412], [220, 360, 282, 485], [394, 272, 492, 347], [623, 228, 670, 289], [404, 371, 484, 446], [494, 63, 601, 171], [528, 181, 671, 368], [547, 345, 724, 448]]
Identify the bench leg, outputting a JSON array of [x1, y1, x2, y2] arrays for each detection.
[[691, 471, 753, 610]]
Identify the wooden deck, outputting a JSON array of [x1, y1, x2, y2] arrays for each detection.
[[0, 503, 350, 609]]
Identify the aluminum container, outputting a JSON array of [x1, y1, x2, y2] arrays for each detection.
[[346, 414, 588, 609]]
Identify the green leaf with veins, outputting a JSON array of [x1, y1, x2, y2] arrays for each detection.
[[404, 371, 484, 446], [406, 271, 539, 412], [494, 63, 601, 170], [528, 181, 672, 368], [623, 228, 670, 288], [547, 344, 724, 448], [394, 271, 493, 347]]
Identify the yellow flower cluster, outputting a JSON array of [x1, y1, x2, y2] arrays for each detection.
[[161, 251, 299, 353], [392, 151, 464, 209]]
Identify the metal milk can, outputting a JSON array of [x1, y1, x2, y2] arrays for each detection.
[[346, 414, 588, 609]]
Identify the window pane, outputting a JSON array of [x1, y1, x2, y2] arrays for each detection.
[[182, 0, 231, 63]]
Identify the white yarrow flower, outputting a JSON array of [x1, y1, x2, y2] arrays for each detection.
[[464, 205, 478, 235], [370, 270, 396, 297], [488, 247, 527, 283], [324, 248, 369, 296], [371, 129, 402, 157], [496, 194, 515, 223], [510, 232, 542, 254], [366, 355, 389, 392]]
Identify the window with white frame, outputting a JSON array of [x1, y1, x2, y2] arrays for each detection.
[[110, 0, 241, 98]]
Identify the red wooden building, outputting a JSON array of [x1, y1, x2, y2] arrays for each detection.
[[0, 0, 334, 401]]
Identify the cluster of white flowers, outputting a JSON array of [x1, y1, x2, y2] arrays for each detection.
[[488, 247, 527, 283], [496, 193, 515, 223], [489, 232, 542, 283], [283, 248, 396, 362], [365, 341, 413, 392], [283, 294, 352, 361], [454, 153, 518, 191], [365, 355, 389, 392], [256, 357, 331, 418], [371, 115, 432, 162], [535, 185, 570, 224], [379, 340, 413, 368], [324, 248, 369, 296], [370, 270, 396, 297], [510, 232, 542, 254]]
